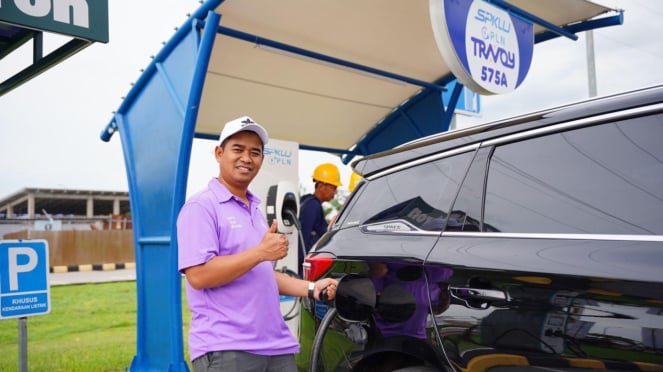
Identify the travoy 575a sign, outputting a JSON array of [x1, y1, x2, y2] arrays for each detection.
[[0, 0, 108, 43], [430, 0, 533, 95]]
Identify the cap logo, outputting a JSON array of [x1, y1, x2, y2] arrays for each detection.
[[240, 118, 255, 127]]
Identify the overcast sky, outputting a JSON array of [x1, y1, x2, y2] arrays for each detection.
[[1, 0, 662, 200]]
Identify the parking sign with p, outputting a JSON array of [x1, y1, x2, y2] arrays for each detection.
[[0, 240, 51, 319]]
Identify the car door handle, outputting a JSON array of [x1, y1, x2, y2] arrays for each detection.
[[449, 287, 508, 309]]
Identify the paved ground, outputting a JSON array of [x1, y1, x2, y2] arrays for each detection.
[[49, 268, 136, 286]]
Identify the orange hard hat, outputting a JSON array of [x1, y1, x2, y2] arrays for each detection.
[[312, 163, 342, 187], [348, 172, 362, 192]]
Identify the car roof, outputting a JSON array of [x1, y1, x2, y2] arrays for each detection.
[[353, 84, 663, 178]]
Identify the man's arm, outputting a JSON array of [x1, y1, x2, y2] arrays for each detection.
[[184, 221, 288, 289], [274, 270, 338, 301]]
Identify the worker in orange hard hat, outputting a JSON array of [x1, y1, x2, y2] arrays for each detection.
[[348, 171, 362, 192], [326, 171, 363, 229], [297, 163, 342, 276]]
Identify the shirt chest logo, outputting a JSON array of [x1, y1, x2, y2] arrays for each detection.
[[226, 216, 243, 229]]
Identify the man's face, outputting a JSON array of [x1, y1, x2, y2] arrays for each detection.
[[216, 131, 264, 188], [319, 182, 337, 202]]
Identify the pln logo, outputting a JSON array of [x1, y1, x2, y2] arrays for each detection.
[[264, 147, 293, 167]]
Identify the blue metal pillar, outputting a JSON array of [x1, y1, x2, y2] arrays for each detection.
[[100, 8, 221, 371]]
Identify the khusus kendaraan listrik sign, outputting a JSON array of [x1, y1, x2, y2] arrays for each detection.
[[429, 0, 533, 95], [0, 240, 51, 319]]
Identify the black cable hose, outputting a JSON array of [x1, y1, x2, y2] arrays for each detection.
[[272, 208, 305, 270], [283, 207, 339, 371], [282, 300, 299, 321], [279, 267, 301, 321], [282, 208, 339, 371], [282, 209, 309, 260], [309, 306, 338, 372], [273, 208, 306, 321]]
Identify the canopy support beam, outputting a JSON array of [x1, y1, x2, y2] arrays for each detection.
[[488, 0, 579, 40]]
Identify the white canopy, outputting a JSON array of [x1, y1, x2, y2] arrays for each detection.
[[193, 0, 618, 162]]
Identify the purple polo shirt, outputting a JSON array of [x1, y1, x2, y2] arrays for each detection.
[[177, 178, 299, 361]]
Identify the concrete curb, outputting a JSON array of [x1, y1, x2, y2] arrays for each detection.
[[50, 262, 136, 273]]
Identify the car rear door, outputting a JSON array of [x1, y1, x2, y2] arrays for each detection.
[[427, 110, 663, 370]]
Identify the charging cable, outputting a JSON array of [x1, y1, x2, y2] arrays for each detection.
[[282, 208, 309, 262]]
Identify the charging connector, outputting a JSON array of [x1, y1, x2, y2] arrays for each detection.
[[266, 181, 299, 234]]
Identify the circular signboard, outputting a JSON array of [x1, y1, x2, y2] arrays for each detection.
[[429, 0, 534, 95]]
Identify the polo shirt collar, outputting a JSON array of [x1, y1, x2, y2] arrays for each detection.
[[207, 178, 261, 206]]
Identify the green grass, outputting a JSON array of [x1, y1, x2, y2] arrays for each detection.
[[0, 281, 192, 372]]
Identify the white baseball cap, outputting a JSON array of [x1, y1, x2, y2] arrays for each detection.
[[219, 116, 269, 146]]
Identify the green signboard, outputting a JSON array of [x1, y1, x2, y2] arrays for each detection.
[[0, 0, 108, 43]]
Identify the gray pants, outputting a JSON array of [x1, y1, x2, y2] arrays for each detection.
[[192, 350, 297, 372]]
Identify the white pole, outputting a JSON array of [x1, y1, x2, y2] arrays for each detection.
[[586, 30, 597, 98]]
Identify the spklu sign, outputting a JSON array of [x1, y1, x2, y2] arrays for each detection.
[[429, 0, 534, 95]]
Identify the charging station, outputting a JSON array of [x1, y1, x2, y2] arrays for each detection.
[[249, 138, 301, 335]]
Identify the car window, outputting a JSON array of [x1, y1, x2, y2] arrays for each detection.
[[484, 114, 663, 234], [340, 151, 474, 231]]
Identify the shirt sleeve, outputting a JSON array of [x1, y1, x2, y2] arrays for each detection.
[[176, 201, 219, 273]]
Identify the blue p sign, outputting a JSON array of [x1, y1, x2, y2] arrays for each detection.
[[0, 240, 51, 319]]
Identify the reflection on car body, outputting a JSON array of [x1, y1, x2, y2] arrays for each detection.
[[297, 86, 663, 372]]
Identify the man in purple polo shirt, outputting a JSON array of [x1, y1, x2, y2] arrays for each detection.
[[177, 116, 338, 372]]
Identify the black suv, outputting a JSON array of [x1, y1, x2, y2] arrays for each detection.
[[297, 85, 663, 372]]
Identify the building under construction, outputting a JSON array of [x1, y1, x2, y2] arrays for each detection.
[[0, 188, 133, 271]]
